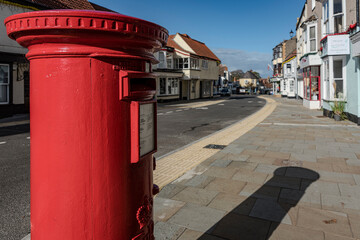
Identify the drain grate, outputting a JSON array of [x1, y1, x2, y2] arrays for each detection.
[[204, 144, 227, 150]]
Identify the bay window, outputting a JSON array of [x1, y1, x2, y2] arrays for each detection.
[[174, 58, 189, 69], [333, 59, 343, 98], [322, 56, 346, 100], [0, 64, 9, 104]]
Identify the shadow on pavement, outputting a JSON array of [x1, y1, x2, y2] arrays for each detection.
[[0, 123, 30, 137], [199, 167, 320, 240]]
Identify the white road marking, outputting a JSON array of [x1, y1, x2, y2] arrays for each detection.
[[184, 108, 190, 110], [258, 101, 263, 103], [176, 110, 182, 112], [218, 104, 225, 106], [248, 101, 253, 103], [0, 141, 6, 145], [166, 111, 173, 114], [196, 107, 208, 110], [157, 113, 164, 116]]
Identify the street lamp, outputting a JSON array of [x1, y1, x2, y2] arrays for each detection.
[[290, 30, 294, 38]]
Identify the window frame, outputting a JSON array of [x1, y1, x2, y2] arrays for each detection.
[[0, 64, 10, 105], [158, 77, 179, 96], [308, 25, 317, 52]]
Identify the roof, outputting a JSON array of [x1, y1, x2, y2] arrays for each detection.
[[89, 2, 117, 12], [167, 33, 220, 61], [26, 0, 94, 10], [240, 71, 259, 79], [167, 35, 188, 54]]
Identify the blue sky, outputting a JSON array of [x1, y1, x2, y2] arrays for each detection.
[[90, 0, 305, 77]]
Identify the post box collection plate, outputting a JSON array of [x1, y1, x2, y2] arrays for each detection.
[[139, 103, 155, 157], [131, 101, 157, 164]]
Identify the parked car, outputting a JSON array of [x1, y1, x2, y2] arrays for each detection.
[[220, 88, 231, 96]]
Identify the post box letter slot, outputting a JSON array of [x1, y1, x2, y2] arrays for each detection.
[[119, 70, 156, 100]]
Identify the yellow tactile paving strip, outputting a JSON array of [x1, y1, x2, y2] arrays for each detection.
[[154, 96, 278, 188], [170, 99, 227, 109]]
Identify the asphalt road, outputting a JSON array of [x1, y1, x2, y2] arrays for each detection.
[[0, 95, 265, 240], [0, 123, 30, 240], [155, 96, 265, 157]]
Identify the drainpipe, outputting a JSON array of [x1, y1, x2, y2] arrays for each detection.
[[357, 0, 359, 30]]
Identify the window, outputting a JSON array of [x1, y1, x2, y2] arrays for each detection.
[[333, 59, 343, 98], [0, 64, 9, 104], [190, 58, 200, 69], [166, 59, 172, 69], [333, 0, 343, 33], [202, 60, 208, 69], [159, 78, 179, 95], [158, 52, 166, 69], [309, 26, 316, 52], [160, 78, 166, 94], [174, 58, 189, 69], [324, 60, 330, 100], [290, 79, 295, 92], [287, 64, 291, 74], [323, 1, 330, 35]]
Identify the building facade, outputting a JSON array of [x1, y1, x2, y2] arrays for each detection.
[[154, 33, 220, 101]]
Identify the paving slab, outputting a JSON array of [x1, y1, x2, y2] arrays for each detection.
[[204, 178, 246, 194], [154, 197, 186, 222], [210, 213, 271, 240], [249, 198, 293, 225], [168, 203, 226, 233], [239, 182, 281, 200], [268, 223, 324, 240], [172, 187, 218, 206], [154, 222, 185, 240], [297, 207, 352, 237]]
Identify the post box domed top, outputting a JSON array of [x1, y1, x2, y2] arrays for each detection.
[[5, 10, 169, 59]]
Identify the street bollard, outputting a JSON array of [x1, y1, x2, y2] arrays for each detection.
[[5, 10, 168, 240]]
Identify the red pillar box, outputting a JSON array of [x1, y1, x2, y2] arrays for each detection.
[[5, 10, 168, 240]]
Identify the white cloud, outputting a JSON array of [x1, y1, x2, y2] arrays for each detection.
[[213, 48, 272, 78]]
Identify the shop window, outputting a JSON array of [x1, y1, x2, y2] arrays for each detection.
[[303, 66, 320, 101], [333, 59, 343, 98], [0, 64, 9, 104], [159, 78, 179, 96], [290, 79, 295, 92]]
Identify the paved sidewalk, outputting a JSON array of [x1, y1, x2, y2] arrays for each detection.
[[154, 96, 360, 240]]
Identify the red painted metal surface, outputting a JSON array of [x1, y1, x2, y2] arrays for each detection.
[[5, 10, 168, 240]]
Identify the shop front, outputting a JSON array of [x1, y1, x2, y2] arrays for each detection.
[[300, 53, 322, 109]]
